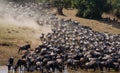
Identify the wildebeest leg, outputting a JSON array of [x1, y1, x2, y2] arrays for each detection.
[[99, 65, 103, 71], [51, 65, 55, 72], [79, 63, 83, 69], [108, 66, 110, 71], [75, 64, 78, 70], [19, 65, 22, 73], [40, 67, 44, 73], [72, 64, 75, 70], [72, 63, 76, 70], [67, 63, 70, 69], [115, 65, 119, 72], [62, 64, 65, 70], [27, 62, 30, 71], [23, 64, 27, 71], [59, 66, 63, 72], [18, 48, 21, 54], [85, 67, 88, 71], [14, 65, 18, 71], [57, 64, 62, 72], [8, 65, 11, 71], [93, 65, 97, 72], [94, 67, 96, 72], [75, 63, 79, 70]]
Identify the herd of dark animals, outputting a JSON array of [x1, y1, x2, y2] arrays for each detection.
[[4, 1, 120, 73], [8, 17, 120, 73], [101, 17, 120, 28], [102, 17, 119, 23]]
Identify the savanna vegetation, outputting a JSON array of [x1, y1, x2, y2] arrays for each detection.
[[54, 0, 120, 19], [4, 0, 120, 19]]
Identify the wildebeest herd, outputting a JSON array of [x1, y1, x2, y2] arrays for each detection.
[[5, 1, 120, 73], [12, 17, 120, 73]]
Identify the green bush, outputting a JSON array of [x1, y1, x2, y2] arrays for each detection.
[[109, 0, 120, 18], [72, 0, 108, 19]]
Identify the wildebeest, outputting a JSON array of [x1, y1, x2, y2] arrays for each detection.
[[40, 33, 45, 42], [18, 44, 31, 54], [14, 58, 28, 71], [8, 57, 14, 71], [105, 59, 120, 71]]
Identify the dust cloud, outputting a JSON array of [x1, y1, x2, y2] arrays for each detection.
[[0, 0, 52, 33]]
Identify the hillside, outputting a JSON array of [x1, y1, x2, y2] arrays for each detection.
[[55, 9, 120, 34]]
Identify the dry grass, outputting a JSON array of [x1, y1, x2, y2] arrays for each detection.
[[0, 24, 27, 65], [54, 8, 120, 34], [0, 23, 40, 65], [0, 20, 52, 65], [0, 22, 43, 46]]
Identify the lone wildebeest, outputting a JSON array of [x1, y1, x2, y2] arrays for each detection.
[[18, 44, 31, 54], [8, 57, 14, 71]]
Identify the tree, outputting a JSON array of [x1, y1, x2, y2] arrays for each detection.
[[72, 0, 108, 19], [108, 0, 120, 18], [53, 0, 64, 15], [53, 0, 72, 15]]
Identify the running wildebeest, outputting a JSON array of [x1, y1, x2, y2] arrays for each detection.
[[18, 44, 31, 54]]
